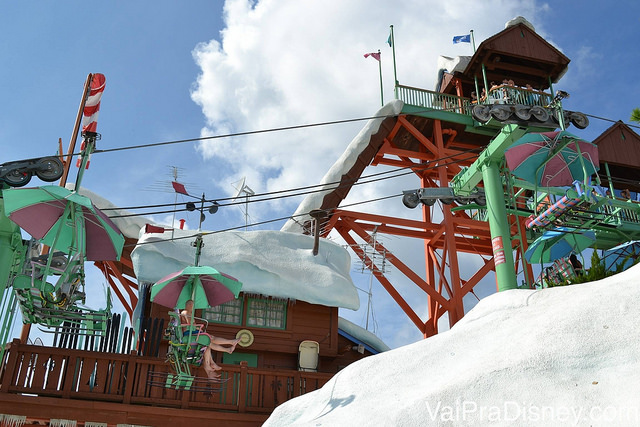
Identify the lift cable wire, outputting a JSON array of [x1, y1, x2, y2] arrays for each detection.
[[53, 105, 638, 162], [103, 146, 483, 213], [123, 193, 401, 249], [107, 152, 481, 220]]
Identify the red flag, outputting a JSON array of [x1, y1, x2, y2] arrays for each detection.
[[172, 181, 188, 195], [364, 52, 381, 61], [145, 224, 166, 234]]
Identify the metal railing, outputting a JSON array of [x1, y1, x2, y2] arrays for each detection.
[[397, 84, 473, 115]]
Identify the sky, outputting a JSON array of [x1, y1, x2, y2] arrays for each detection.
[[263, 266, 640, 426], [2, 1, 640, 348]]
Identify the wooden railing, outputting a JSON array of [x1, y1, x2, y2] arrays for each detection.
[[0, 340, 332, 413], [397, 84, 473, 115]]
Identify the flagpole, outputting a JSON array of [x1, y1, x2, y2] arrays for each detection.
[[470, 29, 490, 104], [389, 25, 398, 99], [377, 49, 384, 106], [470, 29, 477, 52], [470, 30, 481, 105]]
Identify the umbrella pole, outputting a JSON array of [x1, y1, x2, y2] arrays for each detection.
[[74, 137, 95, 191], [189, 277, 196, 331], [193, 234, 203, 267]]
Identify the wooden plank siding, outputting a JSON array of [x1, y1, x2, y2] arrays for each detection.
[[150, 297, 352, 373]]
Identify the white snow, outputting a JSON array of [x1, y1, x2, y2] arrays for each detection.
[[264, 265, 640, 426], [70, 186, 360, 310], [68, 185, 148, 239], [131, 228, 359, 310], [338, 317, 390, 353], [281, 100, 404, 233]]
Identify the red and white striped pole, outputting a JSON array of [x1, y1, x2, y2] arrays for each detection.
[[76, 73, 106, 169]]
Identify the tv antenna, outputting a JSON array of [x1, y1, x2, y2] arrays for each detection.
[[351, 227, 390, 333], [232, 177, 255, 231]]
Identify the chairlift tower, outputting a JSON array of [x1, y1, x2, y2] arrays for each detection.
[[312, 22, 591, 337]]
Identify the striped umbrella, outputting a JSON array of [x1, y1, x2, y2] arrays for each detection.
[[2, 185, 124, 261], [505, 131, 599, 188], [150, 265, 242, 310]]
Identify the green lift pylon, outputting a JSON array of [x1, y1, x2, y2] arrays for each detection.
[[451, 124, 528, 291]]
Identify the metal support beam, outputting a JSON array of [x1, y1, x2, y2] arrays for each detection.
[[451, 124, 527, 196]]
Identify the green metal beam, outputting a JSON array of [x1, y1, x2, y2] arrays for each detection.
[[451, 124, 528, 196], [481, 161, 518, 291]]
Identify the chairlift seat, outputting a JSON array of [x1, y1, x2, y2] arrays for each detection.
[[298, 340, 320, 372]]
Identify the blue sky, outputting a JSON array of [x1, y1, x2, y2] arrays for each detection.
[[2, 1, 640, 348]]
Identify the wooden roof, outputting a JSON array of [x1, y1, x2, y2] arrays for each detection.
[[462, 22, 570, 90], [594, 121, 640, 168], [593, 121, 640, 191]]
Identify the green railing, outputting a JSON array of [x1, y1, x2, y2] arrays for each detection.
[[397, 84, 473, 115], [482, 85, 552, 107], [398, 83, 555, 116]]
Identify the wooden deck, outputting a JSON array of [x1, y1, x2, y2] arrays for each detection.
[[0, 339, 333, 426]]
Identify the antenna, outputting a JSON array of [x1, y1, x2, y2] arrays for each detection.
[[232, 177, 255, 231], [350, 227, 390, 333], [171, 166, 180, 239]]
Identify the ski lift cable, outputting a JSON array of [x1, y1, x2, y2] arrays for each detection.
[[102, 147, 483, 212], [52, 107, 640, 165], [124, 193, 402, 249], [106, 151, 481, 217]]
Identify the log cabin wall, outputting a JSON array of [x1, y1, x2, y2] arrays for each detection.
[[149, 296, 368, 373]]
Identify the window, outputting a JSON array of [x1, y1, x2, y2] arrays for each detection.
[[203, 298, 243, 325], [246, 298, 287, 329]]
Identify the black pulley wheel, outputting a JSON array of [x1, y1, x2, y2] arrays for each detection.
[[34, 157, 64, 182], [471, 104, 491, 122], [3, 169, 32, 187], [490, 105, 511, 121], [569, 112, 589, 129], [514, 105, 531, 120], [530, 106, 549, 122]]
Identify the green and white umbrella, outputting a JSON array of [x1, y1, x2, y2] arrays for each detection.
[[150, 265, 242, 310], [2, 185, 124, 261]]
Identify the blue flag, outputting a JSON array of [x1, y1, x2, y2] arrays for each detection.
[[453, 34, 471, 44]]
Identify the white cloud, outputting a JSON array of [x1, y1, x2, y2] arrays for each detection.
[[189, 0, 546, 346], [191, 0, 540, 200]]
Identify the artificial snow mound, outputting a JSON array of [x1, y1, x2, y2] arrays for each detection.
[[264, 265, 640, 426]]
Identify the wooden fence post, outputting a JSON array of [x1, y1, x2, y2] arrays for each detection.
[[293, 371, 301, 397], [237, 361, 248, 413], [62, 352, 79, 399], [0, 339, 20, 393], [122, 350, 137, 404]]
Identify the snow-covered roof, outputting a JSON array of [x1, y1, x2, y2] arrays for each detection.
[[132, 228, 360, 310], [264, 265, 640, 426], [70, 186, 360, 309], [338, 317, 390, 353], [281, 100, 404, 233]]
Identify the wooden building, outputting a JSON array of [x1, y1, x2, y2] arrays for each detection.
[[593, 120, 640, 195], [0, 207, 388, 426]]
